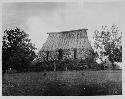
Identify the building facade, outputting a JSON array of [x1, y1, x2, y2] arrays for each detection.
[[37, 29, 94, 62]]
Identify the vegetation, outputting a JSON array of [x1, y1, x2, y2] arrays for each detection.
[[2, 25, 122, 72], [2, 70, 122, 96], [35, 59, 103, 72], [93, 24, 122, 64], [2, 27, 122, 96], [2, 28, 36, 72]]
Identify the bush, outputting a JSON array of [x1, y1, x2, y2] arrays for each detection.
[[34, 59, 103, 71]]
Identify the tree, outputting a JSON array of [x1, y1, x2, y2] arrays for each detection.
[[93, 25, 122, 65], [2, 28, 36, 72]]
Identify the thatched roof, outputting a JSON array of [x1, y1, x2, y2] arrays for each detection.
[[40, 29, 93, 51]]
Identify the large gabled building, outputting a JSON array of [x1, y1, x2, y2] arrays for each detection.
[[37, 29, 94, 62]]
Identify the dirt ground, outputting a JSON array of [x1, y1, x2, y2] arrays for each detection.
[[2, 70, 122, 96]]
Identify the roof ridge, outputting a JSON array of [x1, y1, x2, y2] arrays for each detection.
[[47, 28, 88, 34]]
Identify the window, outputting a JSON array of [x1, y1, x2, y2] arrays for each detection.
[[46, 51, 49, 61], [74, 48, 77, 59], [58, 49, 63, 60]]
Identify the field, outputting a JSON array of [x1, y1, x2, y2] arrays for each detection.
[[2, 70, 122, 96]]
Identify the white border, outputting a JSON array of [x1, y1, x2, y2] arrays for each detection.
[[0, 0, 124, 99]]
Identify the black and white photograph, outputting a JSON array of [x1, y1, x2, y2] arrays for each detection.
[[2, 0, 123, 96]]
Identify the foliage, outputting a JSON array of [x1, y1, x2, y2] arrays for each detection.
[[2, 70, 122, 95], [93, 25, 122, 63], [2, 28, 36, 72]]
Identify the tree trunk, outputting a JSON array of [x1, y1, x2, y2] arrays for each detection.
[[54, 62, 56, 71], [66, 66, 68, 71], [111, 61, 114, 69]]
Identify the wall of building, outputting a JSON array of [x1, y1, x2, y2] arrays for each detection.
[[38, 48, 94, 62], [38, 29, 94, 62]]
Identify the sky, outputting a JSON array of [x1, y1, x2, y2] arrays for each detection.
[[2, 0, 124, 53]]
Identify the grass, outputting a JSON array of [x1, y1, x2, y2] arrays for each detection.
[[2, 70, 122, 96]]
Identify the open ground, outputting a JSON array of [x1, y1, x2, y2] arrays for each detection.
[[2, 70, 122, 96]]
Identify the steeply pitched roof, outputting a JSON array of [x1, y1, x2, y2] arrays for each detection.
[[40, 29, 93, 51]]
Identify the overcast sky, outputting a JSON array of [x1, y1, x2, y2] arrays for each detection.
[[2, 0, 124, 52]]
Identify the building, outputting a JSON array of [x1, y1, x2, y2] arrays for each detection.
[[37, 29, 94, 62]]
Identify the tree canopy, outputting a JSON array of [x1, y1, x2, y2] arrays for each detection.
[[93, 25, 122, 63], [2, 28, 36, 72]]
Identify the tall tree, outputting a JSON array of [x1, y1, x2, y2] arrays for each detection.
[[2, 28, 36, 72], [93, 25, 122, 65]]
